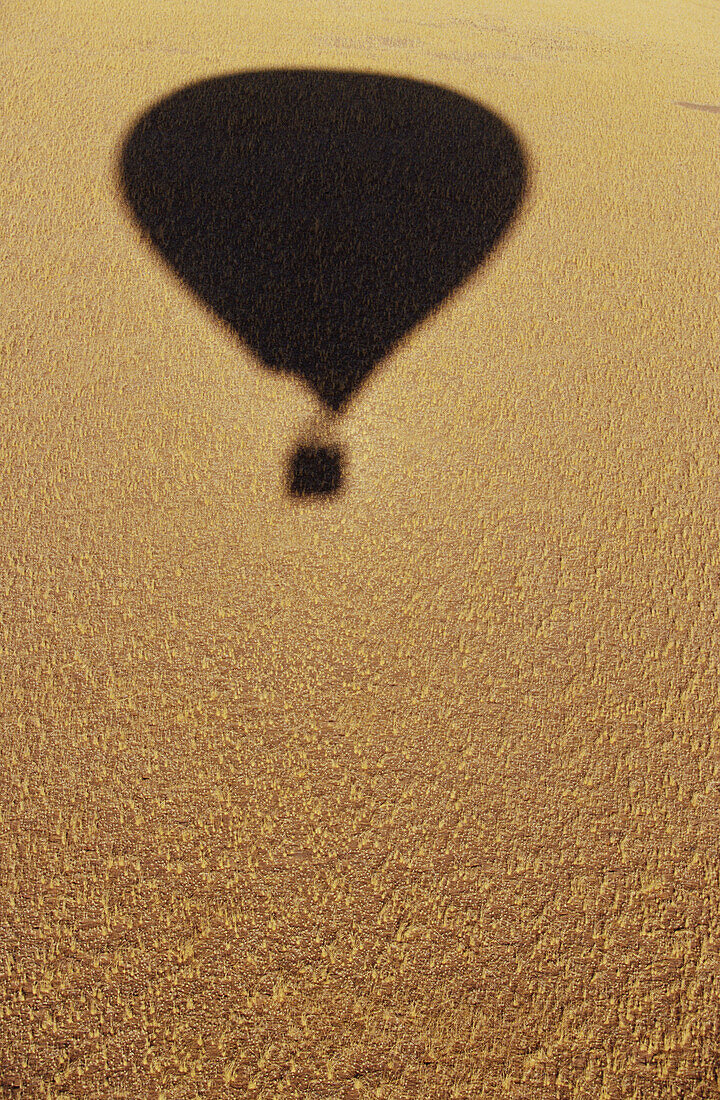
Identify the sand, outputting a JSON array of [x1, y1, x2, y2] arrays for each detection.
[[2, 1, 720, 1096]]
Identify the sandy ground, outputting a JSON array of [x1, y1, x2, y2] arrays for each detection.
[[3, 2, 720, 1097]]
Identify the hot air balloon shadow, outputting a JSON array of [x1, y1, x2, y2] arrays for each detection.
[[118, 68, 528, 498]]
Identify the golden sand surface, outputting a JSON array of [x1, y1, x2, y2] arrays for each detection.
[[2, 2, 720, 1096]]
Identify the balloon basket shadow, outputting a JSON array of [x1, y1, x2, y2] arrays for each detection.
[[285, 412, 347, 500]]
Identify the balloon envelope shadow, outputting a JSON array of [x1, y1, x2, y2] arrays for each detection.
[[118, 68, 528, 497]]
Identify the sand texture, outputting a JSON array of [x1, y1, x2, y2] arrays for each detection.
[[2, 2, 720, 1097]]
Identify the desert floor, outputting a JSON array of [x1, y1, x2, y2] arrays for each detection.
[[3, 1, 720, 1097]]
